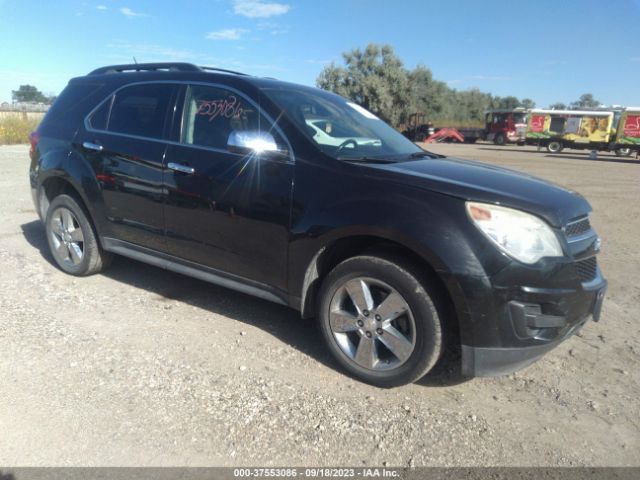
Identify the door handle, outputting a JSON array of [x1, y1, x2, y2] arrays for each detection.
[[167, 162, 195, 174], [82, 141, 103, 152]]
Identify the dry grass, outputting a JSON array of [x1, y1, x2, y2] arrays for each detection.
[[0, 116, 40, 145]]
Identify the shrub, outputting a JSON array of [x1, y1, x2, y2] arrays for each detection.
[[0, 115, 41, 145]]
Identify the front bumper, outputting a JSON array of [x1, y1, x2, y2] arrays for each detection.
[[455, 261, 607, 377]]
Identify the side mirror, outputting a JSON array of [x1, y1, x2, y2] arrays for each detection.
[[227, 130, 287, 156]]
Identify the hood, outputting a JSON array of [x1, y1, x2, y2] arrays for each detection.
[[372, 157, 591, 227]]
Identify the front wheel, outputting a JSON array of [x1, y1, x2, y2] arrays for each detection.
[[317, 255, 443, 387], [494, 133, 505, 146], [547, 141, 563, 153]]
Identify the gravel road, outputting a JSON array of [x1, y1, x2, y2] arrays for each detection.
[[0, 143, 638, 466]]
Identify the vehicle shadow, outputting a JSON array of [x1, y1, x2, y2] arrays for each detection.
[[543, 154, 639, 165], [478, 147, 639, 164], [21, 219, 467, 388]]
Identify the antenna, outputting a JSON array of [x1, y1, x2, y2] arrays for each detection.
[[133, 57, 138, 64]]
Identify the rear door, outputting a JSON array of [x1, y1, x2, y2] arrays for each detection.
[[75, 83, 178, 251], [162, 83, 294, 292]]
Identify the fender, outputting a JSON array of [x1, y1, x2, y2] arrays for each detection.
[[36, 144, 106, 237]]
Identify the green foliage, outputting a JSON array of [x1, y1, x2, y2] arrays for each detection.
[[549, 102, 567, 110], [569, 93, 599, 110], [11, 84, 54, 104], [317, 44, 409, 126], [317, 44, 532, 128], [520, 98, 536, 109], [0, 115, 40, 145]]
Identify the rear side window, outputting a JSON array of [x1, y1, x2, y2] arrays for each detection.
[[88, 96, 112, 130], [92, 84, 176, 139]]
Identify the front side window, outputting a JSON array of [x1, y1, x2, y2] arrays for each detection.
[[103, 84, 175, 139], [181, 84, 284, 151], [263, 86, 422, 160]]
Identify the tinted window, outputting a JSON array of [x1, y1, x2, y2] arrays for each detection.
[[89, 96, 111, 130], [108, 84, 175, 139], [181, 85, 282, 150], [550, 117, 566, 133]]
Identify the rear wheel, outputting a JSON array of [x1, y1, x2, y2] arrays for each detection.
[[45, 194, 112, 276], [317, 255, 443, 387], [547, 141, 563, 153]]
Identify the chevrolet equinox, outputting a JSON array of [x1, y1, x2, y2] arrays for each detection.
[[28, 63, 607, 387]]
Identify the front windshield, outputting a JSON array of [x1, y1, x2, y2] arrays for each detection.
[[513, 113, 527, 124], [263, 86, 423, 159]]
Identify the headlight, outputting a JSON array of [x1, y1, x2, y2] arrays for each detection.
[[466, 202, 563, 264]]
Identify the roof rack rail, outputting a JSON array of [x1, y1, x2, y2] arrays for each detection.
[[88, 62, 202, 75], [199, 66, 249, 76]]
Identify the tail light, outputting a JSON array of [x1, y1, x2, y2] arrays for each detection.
[[29, 130, 40, 158]]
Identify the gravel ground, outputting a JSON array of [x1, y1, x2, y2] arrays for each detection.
[[0, 143, 638, 466]]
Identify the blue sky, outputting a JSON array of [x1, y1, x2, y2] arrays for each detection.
[[1, 0, 639, 107]]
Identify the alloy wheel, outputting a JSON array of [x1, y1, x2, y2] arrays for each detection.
[[328, 277, 416, 371], [49, 207, 85, 267]]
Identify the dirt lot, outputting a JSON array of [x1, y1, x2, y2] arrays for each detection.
[[0, 143, 638, 466]]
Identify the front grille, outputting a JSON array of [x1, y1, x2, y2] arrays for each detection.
[[565, 217, 591, 237], [575, 256, 597, 282]]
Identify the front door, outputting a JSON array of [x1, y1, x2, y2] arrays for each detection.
[[162, 84, 294, 292]]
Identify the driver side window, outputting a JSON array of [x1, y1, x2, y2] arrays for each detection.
[[181, 85, 283, 151]]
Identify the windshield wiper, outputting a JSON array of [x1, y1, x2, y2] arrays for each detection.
[[409, 151, 444, 159], [338, 156, 396, 164]]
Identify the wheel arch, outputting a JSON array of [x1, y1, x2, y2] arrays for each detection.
[[36, 149, 104, 237], [297, 233, 463, 345]]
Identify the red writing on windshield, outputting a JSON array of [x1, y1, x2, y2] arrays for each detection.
[[196, 96, 243, 122]]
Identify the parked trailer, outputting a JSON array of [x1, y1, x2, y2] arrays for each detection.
[[484, 108, 528, 145], [614, 108, 640, 153], [525, 109, 631, 156]]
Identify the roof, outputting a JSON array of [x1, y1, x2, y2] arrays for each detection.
[[530, 109, 613, 116], [484, 108, 528, 114]]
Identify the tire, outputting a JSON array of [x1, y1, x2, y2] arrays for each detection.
[[494, 133, 505, 146], [547, 141, 563, 153], [615, 147, 632, 157], [45, 194, 112, 276], [317, 255, 443, 387]]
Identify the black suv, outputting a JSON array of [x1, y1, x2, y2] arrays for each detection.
[[29, 63, 607, 387]]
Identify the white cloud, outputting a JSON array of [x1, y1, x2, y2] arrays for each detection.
[[257, 21, 289, 35], [119, 7, 147, 17], [233, 0, 290, 18], [205, 28, 248, 40], [96, 5, 107, 10]]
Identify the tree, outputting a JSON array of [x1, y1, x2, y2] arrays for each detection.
[[570, 93, 600, 110], [11, 84, 49, 103], [549, 102, 566, 110], [317, 44, 411, 126], [520, 98, 536, 109], [317, 44, 534, 128]]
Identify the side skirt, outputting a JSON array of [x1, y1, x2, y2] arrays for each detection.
[[101, 237, 289, 306]]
